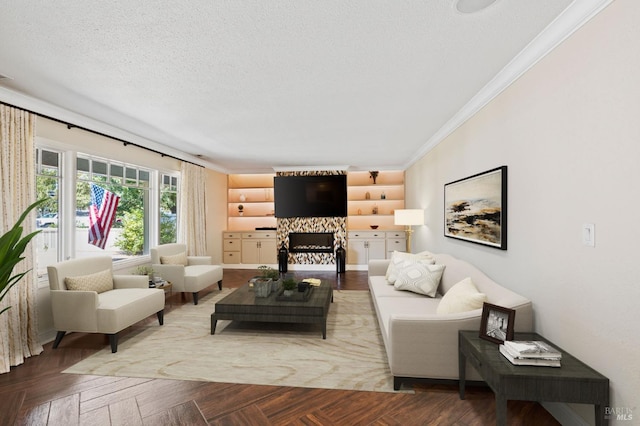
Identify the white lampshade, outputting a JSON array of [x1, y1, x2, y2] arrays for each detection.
[[394, 209, 424, 226]]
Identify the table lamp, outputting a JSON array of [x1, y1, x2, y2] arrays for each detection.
[[394, 209, 424, 253]]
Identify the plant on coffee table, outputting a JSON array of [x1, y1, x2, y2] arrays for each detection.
[[282, 278, 297, 296]]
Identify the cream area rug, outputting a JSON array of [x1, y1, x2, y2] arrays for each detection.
[[64, 289, 401, 393]]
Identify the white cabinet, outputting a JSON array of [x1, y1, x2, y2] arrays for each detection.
[[347, 231, 386, 264], [385, 231, 407, 258], [223, 232, 242, 264], [241, 231, 277, 264]]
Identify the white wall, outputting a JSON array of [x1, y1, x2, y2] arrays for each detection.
[[406, 0, 639, 423]]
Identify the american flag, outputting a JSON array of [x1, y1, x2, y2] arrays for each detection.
[[88, 183, 120, 249]]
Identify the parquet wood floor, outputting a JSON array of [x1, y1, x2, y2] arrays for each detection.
[[0, 269, 559, 425]]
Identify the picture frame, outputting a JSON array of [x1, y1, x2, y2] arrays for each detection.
[[444, 166, 507, 250], [479, 302, 515, 344]]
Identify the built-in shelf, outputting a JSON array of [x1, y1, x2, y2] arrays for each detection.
[[227, 174, 276, 231], [226, 171, 405, 231], [347, 171, 404, 230]]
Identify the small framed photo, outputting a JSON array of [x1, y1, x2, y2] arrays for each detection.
[[480, 302, 515, 344]]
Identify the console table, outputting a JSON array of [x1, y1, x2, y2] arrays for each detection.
[[458, 331, 609, 426]]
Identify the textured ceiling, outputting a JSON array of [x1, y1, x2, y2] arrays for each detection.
[[0, 0, 598, 173]]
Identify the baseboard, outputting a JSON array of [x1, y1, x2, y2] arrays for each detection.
[[542, 402, 589, 426]]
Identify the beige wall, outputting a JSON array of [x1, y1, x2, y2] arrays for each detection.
[[406, 0, 639, 423]]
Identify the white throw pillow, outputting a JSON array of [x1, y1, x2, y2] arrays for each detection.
[[385, 251, 435, 284], [64, 269, 113, 293], [437, 277, 487, 314], [393, 263, 445, 297], [160, 252, 188, 266]]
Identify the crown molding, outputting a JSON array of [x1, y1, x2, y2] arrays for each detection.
[[405, 0, 614, 170]]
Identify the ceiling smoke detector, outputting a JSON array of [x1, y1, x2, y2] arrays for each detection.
[[455, 0, 498, 14]]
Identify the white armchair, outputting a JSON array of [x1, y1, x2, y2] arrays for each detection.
[[150, 243, 223, 305], [47, 256, 165, 353]]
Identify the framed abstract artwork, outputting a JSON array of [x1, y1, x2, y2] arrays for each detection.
[[444, 166, 507, 250]]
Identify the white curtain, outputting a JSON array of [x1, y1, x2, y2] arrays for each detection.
[[178, 162, 207, 256], [0, 105, 42, 373]]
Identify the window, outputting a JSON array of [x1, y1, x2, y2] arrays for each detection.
[[160, 174, 178, 244], [35, 148, 61, 275], [76, 155, 151, 260]]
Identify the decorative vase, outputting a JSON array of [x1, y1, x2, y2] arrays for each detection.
[[271, 278, 282, 293], [254, 279, 272, 297]]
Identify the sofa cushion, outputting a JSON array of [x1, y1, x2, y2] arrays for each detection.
[[64, 269, 113, 293], [160, 252, 188, 266], [437, 277, 487, 314], [393, 263, 445, 297], [385, 251, 435, 284]]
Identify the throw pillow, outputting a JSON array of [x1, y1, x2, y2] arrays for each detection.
[[436, 277, 487, 314], [393, 263, 445, 297], [64, 269, 113, 293], [385, 250, 435, 284], [160, 252, 188, 266]]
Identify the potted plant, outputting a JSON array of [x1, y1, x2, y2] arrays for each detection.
[[238, 204, 244, 216], [257, 265, 281, 294], [0, 198, 46, 316], [252, 265, 274, 297], [134, 265, 155, 285], [282, 278, 297, 297]]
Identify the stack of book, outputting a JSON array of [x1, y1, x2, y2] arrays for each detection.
[[499, 340, 562, 367]]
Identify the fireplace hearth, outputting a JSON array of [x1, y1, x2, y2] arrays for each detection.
[[288, 232, 334, 253]]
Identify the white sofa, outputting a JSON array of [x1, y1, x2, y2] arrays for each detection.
[[150, 243, 223, 305], [368, 252, 533, 390], [48, 256, 165, 353]]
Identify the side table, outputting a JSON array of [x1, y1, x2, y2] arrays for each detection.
[[152, 281, 173, 307], [458, 330, 609, 426]]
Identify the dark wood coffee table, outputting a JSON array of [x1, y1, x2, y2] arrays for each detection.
[[211, 281, 333, 339], [459, 331, 609, 426]]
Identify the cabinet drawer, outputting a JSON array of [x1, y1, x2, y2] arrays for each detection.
[[223, 232, 241, 239], [242, 232, 276, 239], [223, 251, 241, 263], [347, 231, 385, 240], [223, 239, 241, 251], [386, 239, 406, 252], [385, 231, 405, 239]]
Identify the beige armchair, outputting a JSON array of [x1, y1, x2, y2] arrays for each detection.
[[47, 256, 165, 353], [150, 243, 223, 305]]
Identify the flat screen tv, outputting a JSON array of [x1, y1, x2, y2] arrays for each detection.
[[274, 175, 347, 218]]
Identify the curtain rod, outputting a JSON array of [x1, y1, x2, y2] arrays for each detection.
[[1, 100, 203, 168]]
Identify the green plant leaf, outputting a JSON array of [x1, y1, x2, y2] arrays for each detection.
[[0, 198, 46, 314]]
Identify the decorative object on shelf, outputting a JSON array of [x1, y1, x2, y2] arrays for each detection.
[[238, 204, 244, 216], [239, 193, 246, 202], [365, 191, 370, 200], [0, 198, 46, 316], [369, 171, 379, 184], [479, 302, 515, 344], [381, 192, 386, 200], [394, 209, 424, 253], [444, 166, 507, 250], [370, 225, 378, 229], [282, 277, 297, 297], [372, 204, 378, 215]]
